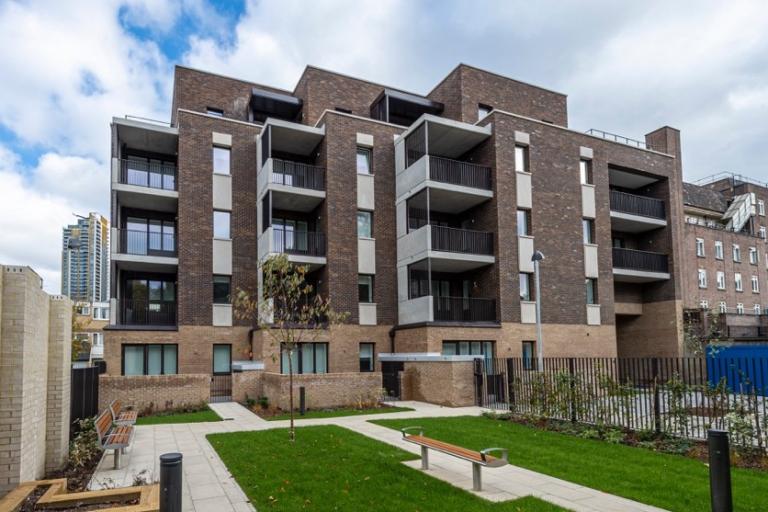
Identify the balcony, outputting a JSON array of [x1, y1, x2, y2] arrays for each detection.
[[609, 190, 667, 232], [111, 228, 178, 271], [119, 159, 177, 191], [258, 226, 326, 269], [118, 299, 177, 328], [398, 224, 494, 271], [612, 247, 670, 282], [398, 294, 497, 325], [258, 158, 326, 212]]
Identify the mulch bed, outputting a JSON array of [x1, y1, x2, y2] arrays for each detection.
[[46, 450, 103, 492]]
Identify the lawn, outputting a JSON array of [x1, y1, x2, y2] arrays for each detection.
[[264, 406, 414, 421], [208, 425, 566, 511], [135, 406, 222, 425], [373, 416, 768, 512]]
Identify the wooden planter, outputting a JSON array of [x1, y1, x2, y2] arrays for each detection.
[[0, 478, 158, 512]]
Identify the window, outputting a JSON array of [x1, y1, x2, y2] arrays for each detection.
[[356, 147, 372, 174], [759, 200, 765, 216], [281, 342, 328, 374], [754, 304, 763, 315], [517, 209, 531, 236], [359, 343, 375, 372], [719, 302, 727, 314], [214, 211, 231, 239], [579, 159, 593, 185], [358, 275, 373, 303], [760, 227, 767, 240], [736, 303, 744, 315], [752, 275, 760, 293], [519, 273, 533, 301], [583, 219, 595, 244], [698, 269, 707, 288], [442, 341, 494, 368], [733, 244, 741, 262], [586, 278, 598, 305], [122, 344, 177, 376], [514, 145, 529, 173], [696, 238, 705, 257], [335, 107, 352, 114], [716, 271, 726, 290], [213, 146, 230, 175], [715, 241, 724, 260], [735, 272, 743, 292], [213, 344, 231, 374], [749, 247, 758, 265], [612, 237, 625, 248], [207, 107, 224, 117], [522, 341, 536, 370], [357, 211, 372, 238], [213, 275, 231, 304], [93, 333, 103, 346], [699, 299, 709, 310], [478, 103, 492, 120]]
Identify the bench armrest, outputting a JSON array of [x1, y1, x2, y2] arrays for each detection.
[[480, 447, 508, 462], [401, 426, 423, 438]]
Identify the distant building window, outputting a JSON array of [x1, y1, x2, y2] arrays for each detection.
[[358, 275, 374, 303], [735, 272, 743, 292], [519, 273, 533, 301], [696, 238, 705, 257], [736, 303, 744, 315], [207, 107, 224, 117], [478, 103, 492, 120], [752, 275, 760, 293], [759, 200, 765, 216], [755, 304, 763, 315], [719, 302, 727, 314], [122, 344, 177, 376], [749, 247, 758, 265], [699, 299, 709, 310], [515, 145, 529, 173], [579, 159, 593, 185], [357, 211, 372, 238], [213, 146, 231, 175], [517, 209, 531, 236], [356, 147, 372, 174], [760, 227, 767, 239], [213, 275, 231, 304], [716, 271, 726, 290], [359, 343, 375, 372], [586, 278, 598, 305], [698, 269, 707, 289], [583, 219, 595, 244], [733, 244, 741, 262], [281, 342, 328, 374], [715, 241, 724, 260], [214, 211, 231, 239]]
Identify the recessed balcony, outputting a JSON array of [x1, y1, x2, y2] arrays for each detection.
[[111, 228, 178, 271], [258, 158, 326, 212], [258, 226, 326, 270], [612, 247, 670, 282], [114, 298, 177, 329], [398, 295, 497, 325], [397, 224, 494, 271], [609, 190, 667, 232]]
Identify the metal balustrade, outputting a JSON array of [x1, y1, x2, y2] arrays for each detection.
[[120, 299, 176, 326], [612, 247, 668, 273], [271, 159, 325, 191], [610, 190, 665, 219], [429, 156, 492, 190], [272, 227, 326, 257], [119, 159, 177, 191], [430, 225, 493, 255], [117, 229, 176, 256], [433, 296, 497, 322]]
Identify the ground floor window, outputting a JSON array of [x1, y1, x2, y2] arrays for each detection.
[[122, 344, 177, 376], [442, 340, 494, 367], [522, 340, 536, 370], [359, 342, 375, 372], [281, 342, 328, 374], [213, 344, 232, 374]]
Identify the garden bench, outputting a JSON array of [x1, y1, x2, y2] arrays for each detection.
[[109, 399, 138, 426], [95, 409, 135, 469], [401, 426, 508, 491]]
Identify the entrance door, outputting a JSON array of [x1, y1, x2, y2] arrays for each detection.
[[381, 361, 404, 399], [210, 344, 232, 403]]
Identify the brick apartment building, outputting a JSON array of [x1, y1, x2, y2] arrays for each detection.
[[682, 174, 768, 341], [103, 63, 688, 407]]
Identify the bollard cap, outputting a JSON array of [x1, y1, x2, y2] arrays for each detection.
[[160, 452, 183, 466], [708, 429, 729, 438]]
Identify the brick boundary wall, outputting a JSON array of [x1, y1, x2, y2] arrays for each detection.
[[99, 374, 210, 413], [402, 361, 476, 407], [232, 371, 263, 403], [261, 372, 383, 410]]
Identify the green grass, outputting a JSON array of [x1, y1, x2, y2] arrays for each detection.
[[135, 406, 222, 425], [265, 406, 414, 421], [372, 416, 768, 512], [208, 425, 566, 511]]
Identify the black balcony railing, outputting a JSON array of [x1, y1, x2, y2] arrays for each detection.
[[612, 247, 668, 273], [429, 156, 492, 190], [433, 296, 497, 322], [121, 299, 176, 326], [273, 227, 326, 257], [120, 159, 177, 191], [430, 225, 494, 255], [610, 190, 665, 219], [271, 159, 325, 191], [118, 229, 176, 256]]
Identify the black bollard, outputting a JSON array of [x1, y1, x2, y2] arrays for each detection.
[[159, 453, 183, 512], [707, 430, 732, 512], [300, 386, 306, 416]]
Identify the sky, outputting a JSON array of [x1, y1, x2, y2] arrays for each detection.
[[1, 0, 767, 294]]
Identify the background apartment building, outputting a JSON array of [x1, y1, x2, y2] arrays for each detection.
[[61, 212, 110, 302], [683, 174, 768, 341], [103, 63, 685, 403]]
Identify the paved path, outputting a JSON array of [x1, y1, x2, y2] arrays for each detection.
[[90, 401, 667, 512]]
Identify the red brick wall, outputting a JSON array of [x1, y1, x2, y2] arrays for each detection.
[[261, 372, 383, 410]]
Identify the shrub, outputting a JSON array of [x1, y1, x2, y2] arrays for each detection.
[[69, 418, 100, 468]]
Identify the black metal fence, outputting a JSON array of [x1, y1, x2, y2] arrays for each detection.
[[121, 298, 177, 326], [612, 247, 669, 273], [271, 159, 325, 191], [476, 357, 768, 451], [431, 225, 494, 255], [433, 296, 497, 322], [120, 159, 177, 191], [70, 365, 100, 439], [210, 374, 232, 403], [429, 156, 492, 190], [273, 227, 326, 256], [609, 190, 665, 219], [118, 229, 176, 256]]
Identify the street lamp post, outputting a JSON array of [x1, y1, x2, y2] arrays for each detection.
[[532, 251, 545, 370]]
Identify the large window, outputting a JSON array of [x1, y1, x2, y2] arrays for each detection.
[[356, 147, 372, 174], [519, 272, 533, 301], [514, 145, 529, 173], [122, 344, 177, 375], [359, 343, 375, 372], [358, 275, 374, 303], [357, 211, 372, 238], [213, 344, 232, 374], [442, 340, 494, 368], [213, 146, 230, 175], [517, 209, 531, 236], [124, 216, 176, 255], [214, 211, 231, 239], [213, 275, 231, 304], [281, 342, 328, 374], [586, 278, 598, 305]]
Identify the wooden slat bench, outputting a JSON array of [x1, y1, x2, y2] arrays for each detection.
[[110, 399, 138, 426], [96, 409, 135, 470], [401, 426, 508, 491]]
